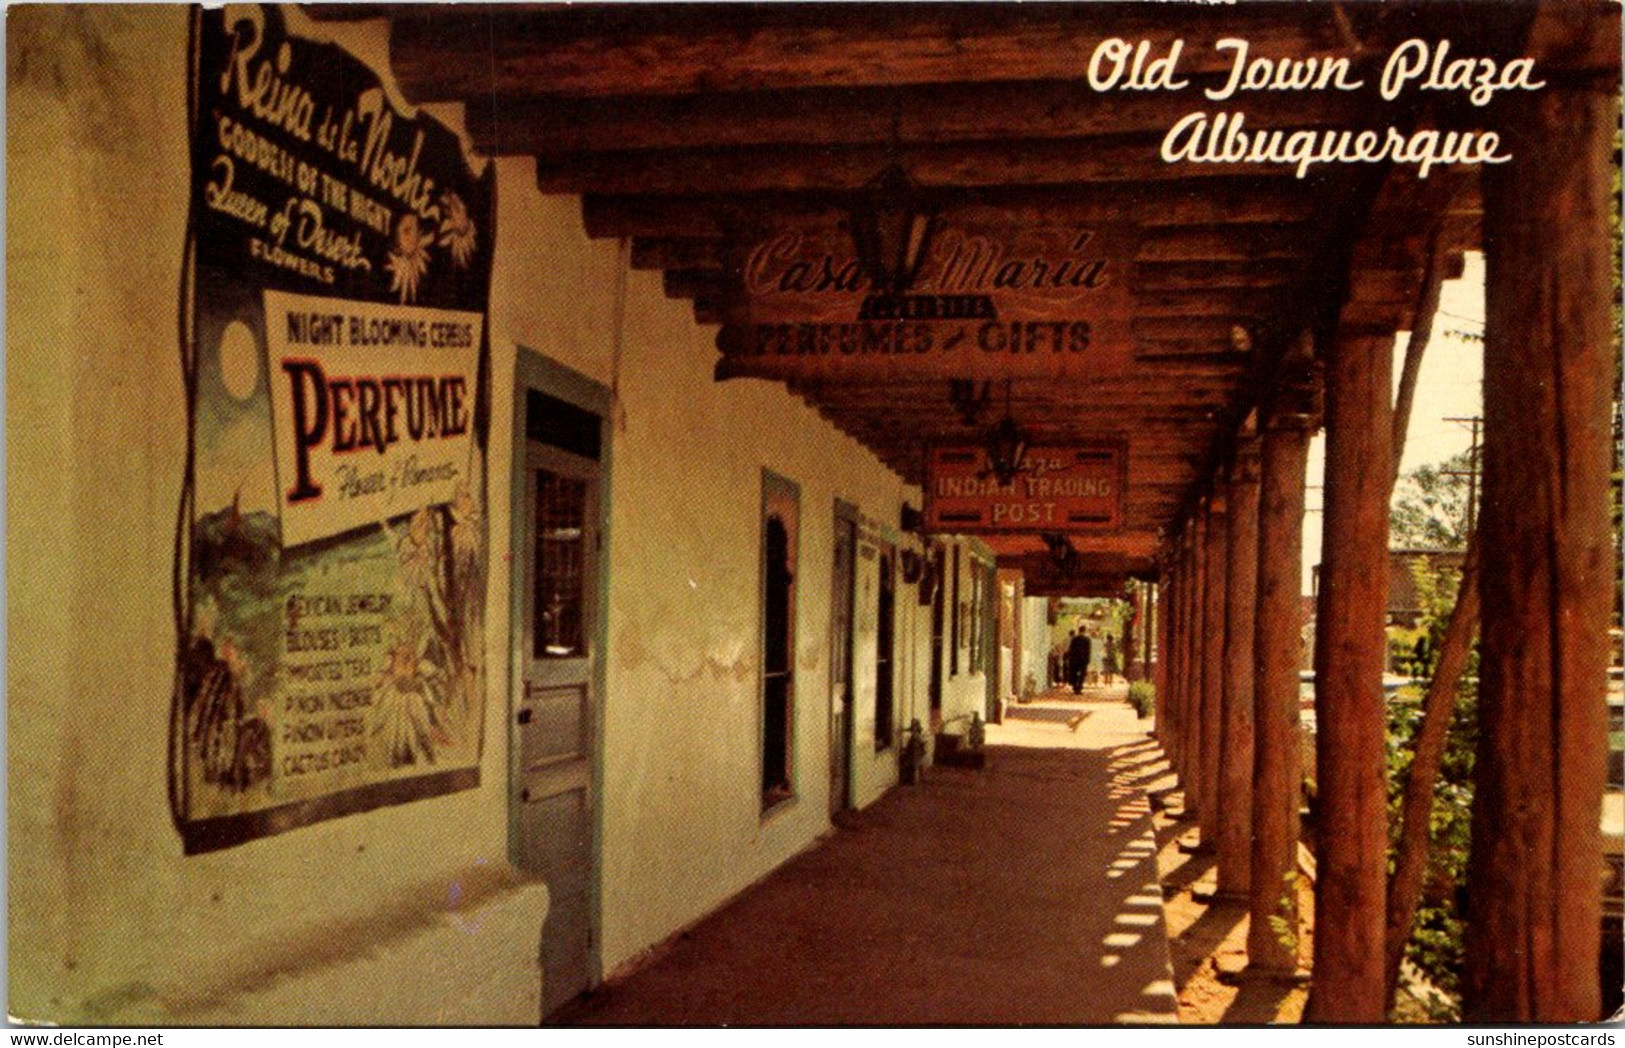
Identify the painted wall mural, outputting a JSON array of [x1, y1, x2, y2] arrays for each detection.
[[173, 5, 495, 853]]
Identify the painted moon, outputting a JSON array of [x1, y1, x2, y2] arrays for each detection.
[[219, 321, 260, 401]]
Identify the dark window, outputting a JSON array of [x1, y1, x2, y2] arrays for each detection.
[[761, 473, 799, 809], [969, 560, 987, 675], [534, 470, 587, 659], [527, 389, 601, 461], [929, 547, 945, 715], [950, 545, 961, 676]]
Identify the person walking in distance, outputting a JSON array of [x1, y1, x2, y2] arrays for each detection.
[[1067, 629, 1092, 695]]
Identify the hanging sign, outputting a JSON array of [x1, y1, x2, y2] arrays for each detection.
[[173, 5, 495, 853], [716, 208, 1137, 380], [924, 445, 1125, 534]]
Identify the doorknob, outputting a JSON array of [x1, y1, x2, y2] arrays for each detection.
[[518, 708, 533, 725]]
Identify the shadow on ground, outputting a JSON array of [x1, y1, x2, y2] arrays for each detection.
[[559, 706, 1178, 1026]]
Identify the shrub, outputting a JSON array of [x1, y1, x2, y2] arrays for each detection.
[[1128, 680, 1155, 719]]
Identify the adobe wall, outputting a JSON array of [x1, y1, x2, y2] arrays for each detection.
[[6, 6, 990, 1021]]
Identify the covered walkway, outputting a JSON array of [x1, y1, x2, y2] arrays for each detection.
[[7, 3, 1617, 1027], [558, 695, 1178, 1026]]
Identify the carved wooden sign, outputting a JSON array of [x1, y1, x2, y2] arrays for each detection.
[[924, 444, 1125, 534], [717, 206, 1136, 380]]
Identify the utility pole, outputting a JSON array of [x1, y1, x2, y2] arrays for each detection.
[[1443, 416, 1482, 538]]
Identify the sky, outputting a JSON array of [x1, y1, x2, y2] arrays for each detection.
[[1300, 252, 1486, 593]]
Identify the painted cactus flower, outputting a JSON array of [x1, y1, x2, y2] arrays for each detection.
[[386, 212, 431, 303], [438, 192, 476, 269]]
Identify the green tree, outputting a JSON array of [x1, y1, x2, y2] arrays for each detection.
[[1390, 451, 1473, 549], [1386, 557, 1478, 1018]]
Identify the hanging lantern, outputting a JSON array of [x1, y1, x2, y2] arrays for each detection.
[[848, 162, 939, 295], [985, 414, 1028, 487], [948, 379, 993, 426], [983, 379, 1028, 487]]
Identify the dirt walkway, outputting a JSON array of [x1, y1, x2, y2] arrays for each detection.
[[558, 692, 1178, 1026], [1133, 713, 1314, 1025]]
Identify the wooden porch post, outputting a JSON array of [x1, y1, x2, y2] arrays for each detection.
[[1304, 325, 1392, 1022], [1180, 522, 1202, 810], [1155, 579, 1171, 742], [1182, 512, 1209, 823], [1144, 583, 1157, 682], [1168, 529, 1191, 796], [1198, 494, 1229, 851], [1124, 581, 1141, 682], [1247, 394, 1315, 973], [1464, 72, 1616, 1023], [1216, 441, 1260, 899]]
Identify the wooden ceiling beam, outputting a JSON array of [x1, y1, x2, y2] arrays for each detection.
[[816, 421, 1227, 441], [1137, 225, 1312, 262], [823, 413, 1220, 438], [1133, 289, 1280, 318], [997, 551, 1159, 575], [390, 5, 1343, 101], [469, 78, 1372, 157], [1132, 260, 1299, 291], [534, 137, 1295, 196], [663, 269, 1278, 320], [790, 388, 1235, 408], [716, 344, 1249, 379], [630, 237, 724, 271], [661, 269, 719, 301], [592, 183, 1329, 242], [627, 224, 1317, 282]]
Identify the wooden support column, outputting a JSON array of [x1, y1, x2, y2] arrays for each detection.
[[1155, 580, 1170, 736], [1176, 526, 1202, 796], [1198, 494, 1229, 850], [1247, 394, 1315, 973], [1165, 540, 1187, 783], [1144, 584, 1157, 682], [1304, 325, 1393, 1023], [1216, 441, 1260, 900], [1464, 67, 1617, 1023], [1124, 582, 1141, 682], [1181, 515, 1208, 821]]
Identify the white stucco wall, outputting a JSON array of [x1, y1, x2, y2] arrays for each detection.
[[1021, 596, 1055, 694], [7, 5, 986, 1021], [6, 7, 547, 1025], [936, 548, 993, 729]]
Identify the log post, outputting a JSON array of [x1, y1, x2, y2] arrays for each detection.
[[1216, 439, 1261, 899], [1155, 579, 1171, 742], [1304, 324, 1393, 1023], [1169, 528, 1192, 797], [1247, 374, 1316, 973], [1464, 65, 1616, 1023], [1199, 494, 1229, 851], [1145, 583, 1157, 682], [1124, 582, 1141, 683], [1183, 511, 1209, 825]]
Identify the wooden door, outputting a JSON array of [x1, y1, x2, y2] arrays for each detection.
[[517, 439, 601, 1019]]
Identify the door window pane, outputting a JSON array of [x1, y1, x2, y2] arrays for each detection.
[[535, 469, 587, 659]]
